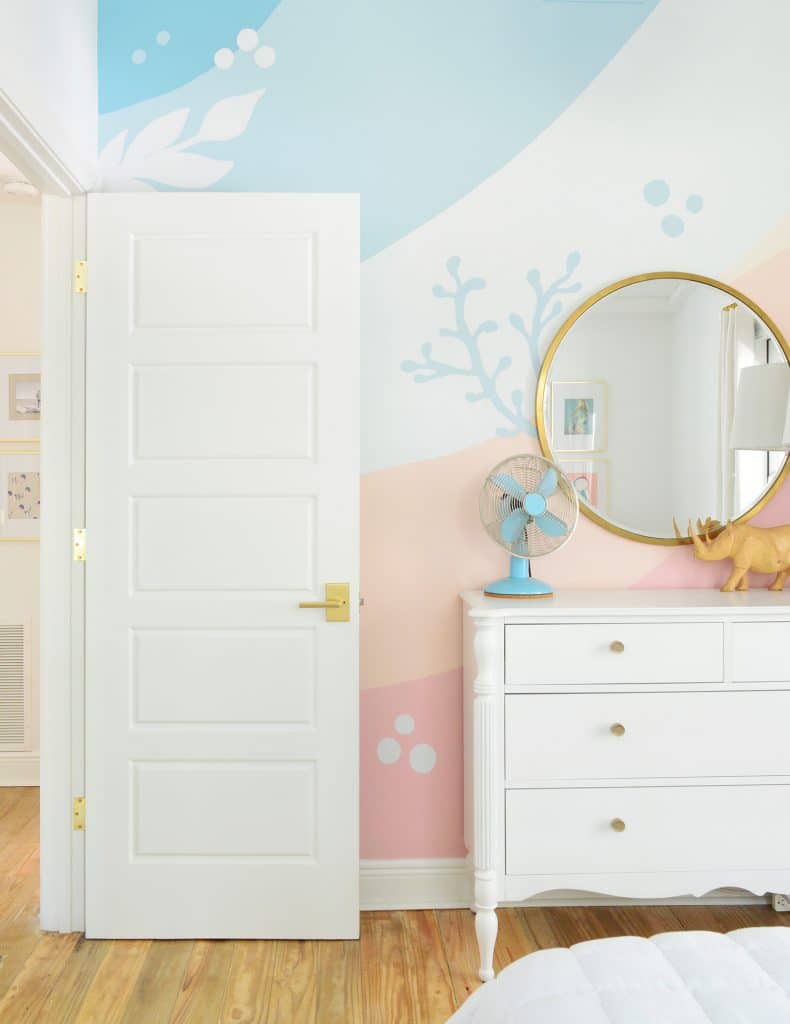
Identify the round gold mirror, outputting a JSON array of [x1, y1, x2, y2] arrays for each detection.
[[536, 272, 790, 545]]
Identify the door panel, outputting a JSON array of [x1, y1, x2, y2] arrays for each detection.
[[85, 193, 359, 938]]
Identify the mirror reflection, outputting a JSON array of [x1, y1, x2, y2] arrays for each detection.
[[540, 276, 789, 542]]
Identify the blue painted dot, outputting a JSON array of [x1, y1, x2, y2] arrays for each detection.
[[661, 214, 685, 238], [686, 194, 704, 214], [643, 179, 670, 207]]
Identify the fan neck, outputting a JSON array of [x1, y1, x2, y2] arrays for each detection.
[[510, 555, 531, 579]]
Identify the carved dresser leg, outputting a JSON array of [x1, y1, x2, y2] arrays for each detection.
[[474, 870, 498, 981], [472, 619, 499, 981]]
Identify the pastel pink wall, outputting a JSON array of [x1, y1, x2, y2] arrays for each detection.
[[360, 248, 790, 858]]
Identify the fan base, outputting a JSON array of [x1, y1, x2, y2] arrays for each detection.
[[483, 576, 553, 599], [484, 590, 552, 599]]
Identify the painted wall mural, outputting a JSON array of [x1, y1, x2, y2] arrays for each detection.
[[99, 0, 790, 860]]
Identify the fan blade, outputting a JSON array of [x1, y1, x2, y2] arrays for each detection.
[[534, 511, 568, 537], [536, 466, 558, 498], [491, 473, 527, 501], [500, 509, 529, 544]]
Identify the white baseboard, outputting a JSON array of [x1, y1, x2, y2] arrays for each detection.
[[360, 859, 769, 911], [361, 859, 472, 910], [0, 753, 39, 786]]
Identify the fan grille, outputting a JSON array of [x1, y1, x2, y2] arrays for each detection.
[[479, 454, 579, 558]]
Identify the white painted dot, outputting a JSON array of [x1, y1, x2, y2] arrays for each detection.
[[254, 45, 276, 69], [377, 737, 401, 765], [409, 743, 437, 774], [237, 28, 259, 51], [131, 49, 147, 65], [156, 30, 170, 46], [394, 714, 415, 736], [214, 47, 235, 70]]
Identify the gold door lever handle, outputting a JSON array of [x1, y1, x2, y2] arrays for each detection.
[[298, 583, 350, 622]]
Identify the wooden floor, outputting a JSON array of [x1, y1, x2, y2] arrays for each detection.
[[1, 788, 788, 1023]]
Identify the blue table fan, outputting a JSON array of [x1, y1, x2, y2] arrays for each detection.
[[479, 454, 579, 598]]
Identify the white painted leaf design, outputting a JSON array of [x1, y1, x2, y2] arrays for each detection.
[[98, 130, 128, 174], [123, 107, 190, 164], [133, 152, 234, 188], [192, 90, 265, 144]]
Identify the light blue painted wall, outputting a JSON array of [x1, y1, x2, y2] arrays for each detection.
[[99, 0, 660, 257]]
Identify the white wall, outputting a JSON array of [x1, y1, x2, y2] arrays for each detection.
[[551, 312, 672, 536], [667, 284, 724, 524], [0, 195, 40, 781], [1, 1, 97, 187]]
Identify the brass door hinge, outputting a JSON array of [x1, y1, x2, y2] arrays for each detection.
[[73, 528, 86, 562], [73, 796, 86, 831], [74, 260, 87, 294]]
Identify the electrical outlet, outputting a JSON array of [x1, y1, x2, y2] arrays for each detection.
[[772, 893, 790, 912]]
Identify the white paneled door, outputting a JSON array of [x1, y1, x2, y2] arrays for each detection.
[[84, 194, 359, 938]]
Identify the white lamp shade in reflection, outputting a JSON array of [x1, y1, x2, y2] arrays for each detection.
[[730, 363, 790, 451]]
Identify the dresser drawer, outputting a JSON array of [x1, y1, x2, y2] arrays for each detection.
[[504, 622, 723, 686], [505, 691, 790, 782], [506, 785, 790, 876], [732, 622, 790, 682]]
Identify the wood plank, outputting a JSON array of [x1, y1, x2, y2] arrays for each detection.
[[360, 911, 419, 1024], [218, 941, 276, 1024], [401, 910, 456, 1023], [316, 938, 362, 1024], [119, 939, 193, 1024], [73, 940, 151, 1024], [0, 930, 80, 1023], [435, 908, 482, 1009], [670, 903, 780, 933], [522, 906, 610, 948], [169, 940, 236, 1024], [0, 787, 28, 827], [520, 906, 565, 949], [0, 883, 47, 1001], [582, 905, 683, 940], [670, 904, 746, 933], [265, 939, 319, 1024], [494, 908, 539, 973], [36, 937, 109, 1024], [735, 905, 790, 928]]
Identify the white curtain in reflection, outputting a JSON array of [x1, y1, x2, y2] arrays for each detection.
[[718, 303, 762, 520]]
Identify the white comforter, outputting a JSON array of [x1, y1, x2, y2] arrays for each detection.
[[448, 928, 790, 1023]]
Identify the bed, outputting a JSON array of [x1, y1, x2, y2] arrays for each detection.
[[448, 928, 790, 1023]]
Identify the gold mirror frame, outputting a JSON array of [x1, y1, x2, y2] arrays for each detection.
[[535, 271, 790, 546]]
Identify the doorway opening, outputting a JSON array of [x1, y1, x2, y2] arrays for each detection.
[[0, 152, 42, 792]]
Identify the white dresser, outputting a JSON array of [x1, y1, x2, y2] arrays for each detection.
[[462, 589, 790, 980]]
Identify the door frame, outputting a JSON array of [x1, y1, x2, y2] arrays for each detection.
[[0, 90, 88, 932]]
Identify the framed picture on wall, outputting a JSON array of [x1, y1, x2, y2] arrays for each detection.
[[0, 453, 40, 541], [560, 459, 609, 515], [0, 356, 40, 441], [550, 380, 607, 453]]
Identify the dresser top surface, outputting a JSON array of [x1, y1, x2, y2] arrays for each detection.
[[461, 588, 790, 618]]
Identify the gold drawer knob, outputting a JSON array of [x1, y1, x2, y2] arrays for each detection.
[[610, 722, 626, 737], [610, 818, 626, 833], [610, 640, 625, 653]]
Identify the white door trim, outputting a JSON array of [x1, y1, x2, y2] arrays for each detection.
[[0, 89, 86, 196], [0, 82, 91, 934], [39, 194, 86, 932]]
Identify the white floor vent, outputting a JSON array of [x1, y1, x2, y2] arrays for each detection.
[[0, 624, 27, 750]]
